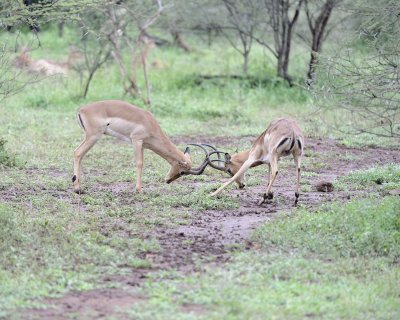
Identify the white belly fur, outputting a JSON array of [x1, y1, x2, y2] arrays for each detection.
[[104, 127, 131, 142], [104, 118, 147, 143]]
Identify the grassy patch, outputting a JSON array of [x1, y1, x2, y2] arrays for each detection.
[[338, 132, 400, 149], [336, 163, 400, 191], [130, 197, 400, 319], [130, 255, 399, 320], [0, 199, 157, 314], [254, 197, 400, 261]]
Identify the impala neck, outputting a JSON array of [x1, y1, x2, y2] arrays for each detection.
[[147, 133, 186, 165]]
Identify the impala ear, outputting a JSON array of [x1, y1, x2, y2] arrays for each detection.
[[224, 153, 231, 164], [184, 146, 190, 155]]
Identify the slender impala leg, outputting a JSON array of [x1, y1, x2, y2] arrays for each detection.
[[211, 158, 254, 196], [133, 139, 144, 192], [294, 154, 302, 206], [73, 133, 102, 193], [259, 155, 278, 204]]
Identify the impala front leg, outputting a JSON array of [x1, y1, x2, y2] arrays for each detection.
[[134, 139, 144, 193], [211, 158, 254, 196]]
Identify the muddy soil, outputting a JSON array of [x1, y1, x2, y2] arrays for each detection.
[[21, 137, 400, 319]]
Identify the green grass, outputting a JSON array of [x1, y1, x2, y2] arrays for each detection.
[[338, 134, 400, 149], [254, 197, 400, 261], [0, 199, 158, 313], [336, 163, 400, 191], [130, 197, 400, 319]]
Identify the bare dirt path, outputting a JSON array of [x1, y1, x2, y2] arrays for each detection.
[[22, 137, 400, 319]]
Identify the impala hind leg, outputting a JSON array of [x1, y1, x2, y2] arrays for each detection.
[[294, 154, 302, 206], [133, 139, 144, 192], [73, 134, 102, 193], [259, 156, 278, 205]]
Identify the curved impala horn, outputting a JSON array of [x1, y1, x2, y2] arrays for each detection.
[[181, 143, 231, 176], [207, 155, 226, 172], [182, 143, 210, 175], [200, 144, 232, 173], [200, 144, 222, 160]]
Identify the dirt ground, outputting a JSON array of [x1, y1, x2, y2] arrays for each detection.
[[21, 137, 400, 319]]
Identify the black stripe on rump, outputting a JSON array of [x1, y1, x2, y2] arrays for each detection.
[[78, 113, 85, 130], [297, 139, 302, 151], [276, 137, 289, 149]]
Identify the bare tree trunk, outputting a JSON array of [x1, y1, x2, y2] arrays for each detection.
[[305, 0, 337, 85], [277, 0, 302, 85], [265, 0, 303, 85], [111, 43, 140, 96], [277, 31, 292, 83], [207, 28, 213, 46], [243, 50, 249, 74], [57, 21, 64, 37], [142, 47, 151, 105], [79, 44, 111, 99], [171, 31, 192, 52], [82, 68, 95, 98], [137, 34, 156, 105], [103, 0, 165, 102]]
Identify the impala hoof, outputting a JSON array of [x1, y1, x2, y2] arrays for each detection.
[[294, 192, 299, 207], [73, 188, 83, 194], [258, 192, 273, 205]]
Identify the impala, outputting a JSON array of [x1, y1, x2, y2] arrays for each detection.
[[14, 46, 82, 76], [72, 100, 209, 193], [207, 118, 304, 206]]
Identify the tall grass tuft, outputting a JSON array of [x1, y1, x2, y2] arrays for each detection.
[[0, 139, 17, 168]]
